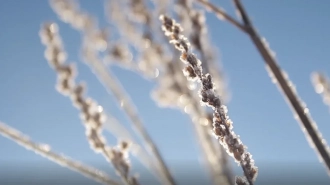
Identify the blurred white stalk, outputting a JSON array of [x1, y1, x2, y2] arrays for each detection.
[[102, 111, 159, 179], [82, 44, 166, 183], [0, 121, 121, 185], [50, 1, 171, 184]]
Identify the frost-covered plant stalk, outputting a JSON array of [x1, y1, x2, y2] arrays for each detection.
[[0, 121, 120, 185], [159, 15, 258, 185], [49, 1, 174, 184], [40, 22, 140, 185], [196, 0, 330, 177]]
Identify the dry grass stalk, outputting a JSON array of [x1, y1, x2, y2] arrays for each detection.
[[231, 0, 330, 176], [40, 22, 140, 185], [160, 15, 258, 185], [196, 0, 330, 177], [113, 1, 234, 184], [81, 42, 165, 183], [155, 59, 234, 185], [172, 5, 233, 184], [0, 121, 121, 185], [106, 1, 233, 183], [49, 1, 174, 184], [2, 1, 330, 184], [176, 0, 227, 101], [112, 1, 233, 183], [196, 0, 247, 33], [188, 109, 234, 185], [106, 0, 166, 79]]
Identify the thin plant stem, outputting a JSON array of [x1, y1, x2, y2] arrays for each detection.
[[40, 22, 140, 185], [160, 15, 258, 185], [107, 0, 231, 183], [196, 0, 330, 177], [231, 0, 330, 176], [0, 121, 121, 185], [82, 45, 172, 185], [116, 0, 233, 182], [166, 61, 234, 185], [174, 7, 232, 183], [195, 0, 247, 33], [49, 1, 175, 184]]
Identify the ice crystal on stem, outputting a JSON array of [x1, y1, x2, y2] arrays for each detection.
[[160, 15, 258, 185]]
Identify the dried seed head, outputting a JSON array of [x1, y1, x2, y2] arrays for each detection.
[[183, 66, 197, 81], [235, 176, 248, 185], [119, 140, 130, 152], [185, 53, 200, 67], [56, 76, 74, 96], [86, 128, 105, 153], [160, 15, 258, 185]]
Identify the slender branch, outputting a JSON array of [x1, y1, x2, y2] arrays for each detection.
[[231, 0, 330, 176], [195, 0, 247, 33], [0, 121, 121, 185]]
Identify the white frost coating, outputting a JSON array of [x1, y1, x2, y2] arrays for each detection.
[[49, 1, 167, 183], [160, 15, 258, 184], [266, 66, 330, 176], [0, 121, 120, 185]]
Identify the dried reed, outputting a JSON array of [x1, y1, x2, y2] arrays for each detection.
[[40, 22, 139, 185], [160, 15, 258, 185], [1, 1, 329, 185], [49, 1, 174, 184], [197, 0, 330, 177], [106, 0, 233, 184], [106, 1, 234, 184]]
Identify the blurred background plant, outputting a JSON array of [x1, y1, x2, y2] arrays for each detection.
[[1, 0, 330, 185]]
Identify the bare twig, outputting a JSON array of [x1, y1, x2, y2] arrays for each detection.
[[0, 121, 121, 185]]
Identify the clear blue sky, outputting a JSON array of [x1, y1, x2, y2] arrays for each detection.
[[1, 0, 330, 184]]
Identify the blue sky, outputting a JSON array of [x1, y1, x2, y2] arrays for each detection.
[[1, 0, 330, 184]]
